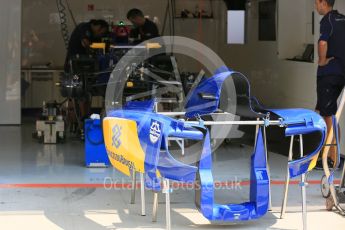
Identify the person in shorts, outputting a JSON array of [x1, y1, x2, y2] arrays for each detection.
[[315, 0, 345, 167]]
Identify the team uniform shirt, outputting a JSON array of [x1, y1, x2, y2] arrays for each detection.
[[316, 10, 345, 116], [130, 19, 159, 43], [317, 10, 345, 77], [64, 22, 95, 72], [67, 22, 93, 56]]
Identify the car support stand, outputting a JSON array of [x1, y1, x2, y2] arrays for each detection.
[[280, 134, 309, 230], [321, 91, 345, 215]]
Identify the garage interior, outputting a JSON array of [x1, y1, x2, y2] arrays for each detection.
[[0, 0, 345, 229]]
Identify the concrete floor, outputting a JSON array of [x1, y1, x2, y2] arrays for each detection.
[[0, 122, 344, 230]]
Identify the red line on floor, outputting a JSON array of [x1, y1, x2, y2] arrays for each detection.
[[0, 180, 340, 189]]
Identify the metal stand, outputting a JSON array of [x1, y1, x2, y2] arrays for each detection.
[[280, 135, 294, 218], [168, 137, 185, 156], [178, 139, 185, 156], [130, 171, 146, 216], [280, 135, 308, 230], [299, 135, 308, 230], [140, 173, 146, 216], [340, 159, 345, 192], [263, 126, 272, 210], [130, 171, 136, 204], [254, 118, 260, 146], [152, 192, 159, 222], [163, 179, 171, 230]]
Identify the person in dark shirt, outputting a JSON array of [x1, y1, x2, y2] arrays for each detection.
[[315, 0, 345, 165], [64, 19, 109, 72], [127, 8, 160, 43], [64, 19, 108, 137]]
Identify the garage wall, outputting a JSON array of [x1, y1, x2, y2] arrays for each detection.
[[213, 0, 345, 155], [0, 0, 21, 125], [335, 1, 345, 13], [214, 0, 345, 108], [214, 0, 317, 109]]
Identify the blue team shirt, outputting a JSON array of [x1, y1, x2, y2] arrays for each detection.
[[67, 22, 93, 56], [317, 10, 345, 77]]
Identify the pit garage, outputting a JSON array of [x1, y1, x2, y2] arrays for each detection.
[[0, 0, 345, 230]]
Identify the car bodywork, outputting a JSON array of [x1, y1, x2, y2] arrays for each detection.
[[103, 68, 326, 222]]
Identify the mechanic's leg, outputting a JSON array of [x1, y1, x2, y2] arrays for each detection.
[[80, 94, 92, 116], [316, 76, 343, 166], [325, 79, 345, 164], [79, 101, 87, 121], [79, 98, 91, 128]]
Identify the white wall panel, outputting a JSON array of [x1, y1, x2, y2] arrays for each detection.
[[0, 0, 21, 124]]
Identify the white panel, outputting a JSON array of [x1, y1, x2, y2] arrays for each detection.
[[227, 11, 245, 44], [0, 0, 21, 124], [334, 0, 345, 10]]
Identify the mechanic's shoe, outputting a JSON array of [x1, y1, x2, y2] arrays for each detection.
[[326, 196, 335, 211]]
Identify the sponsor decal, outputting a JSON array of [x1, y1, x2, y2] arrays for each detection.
[[107, 150, 135, 171], [149, 120, 161, 144], [112, 125, 122, 149]]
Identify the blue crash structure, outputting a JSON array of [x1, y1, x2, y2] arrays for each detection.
[[85, 119, 110, 167], [103, 68, 326, 224]]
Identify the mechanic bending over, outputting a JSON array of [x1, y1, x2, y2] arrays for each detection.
[[64, 19, 109, 72], [64, 19, 109, 137], [127, 8, 160, 44], [315, 0, 345, 168]]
